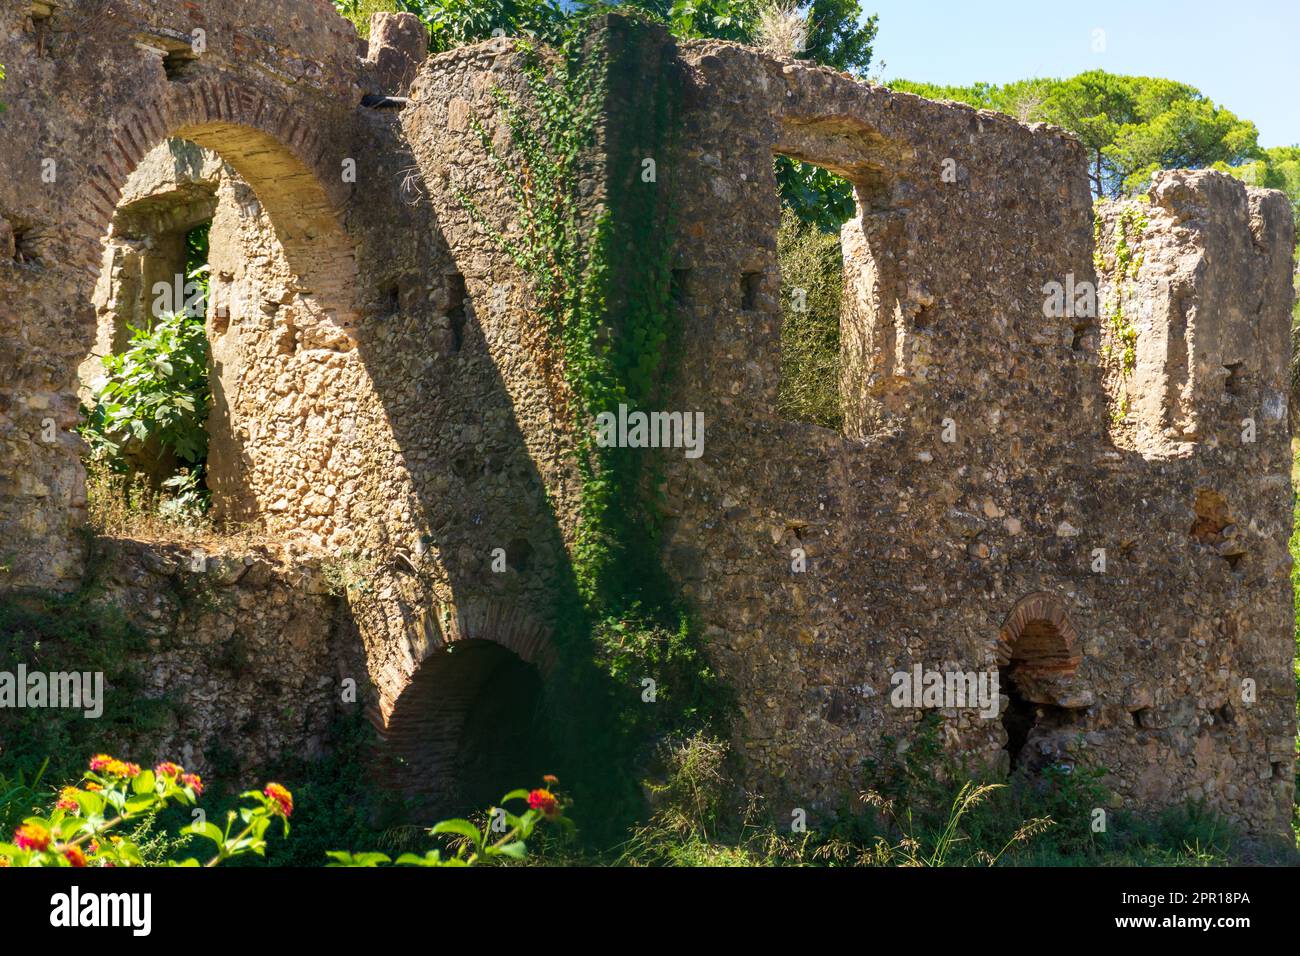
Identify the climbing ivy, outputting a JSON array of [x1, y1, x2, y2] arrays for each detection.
[[457, 14, 724, 837], [1097, 201, 1147, 423]]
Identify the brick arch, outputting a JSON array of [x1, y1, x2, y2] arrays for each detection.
[[67, 76, 358, 336], [378, 602, 556, 815], [995, 591, 1082, 675]]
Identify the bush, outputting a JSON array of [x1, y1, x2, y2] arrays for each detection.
[[80, 309, 211, 481]]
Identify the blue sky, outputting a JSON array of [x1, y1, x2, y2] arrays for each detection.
[[865, 0, 1299, 147]]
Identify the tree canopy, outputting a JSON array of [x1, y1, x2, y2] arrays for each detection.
[[890, 71, 1262, 199]]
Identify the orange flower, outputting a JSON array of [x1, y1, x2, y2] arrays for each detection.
[[62, 845, 87, 868], [527, 788, 560, 819], [14, 823, 51, 852], [0, 857, 9, 867], [263, 783, 293, 818], [83, 782, 102, 792], [56, 787, 80, 812], [542, 774, 559, 785], [155, 762, 183, 779], [181, 773, 204, 796], [89, 754, 114, 772]]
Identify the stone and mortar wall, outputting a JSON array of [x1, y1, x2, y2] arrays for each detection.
[[0, 5, 1294, 834], [90, 538, 348, 778], [655, 33, 1295, 836]]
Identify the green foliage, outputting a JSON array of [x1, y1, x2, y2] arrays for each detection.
[[80, 309, 211, 471], [776, 155, 856, 231], [328, 779, 573, 865], [0, 755, 290, 867], [776, 206, 843, 427], [0, 571, 175, 795], [890, 71, 1261, 199], [334, 0, 872, 228]]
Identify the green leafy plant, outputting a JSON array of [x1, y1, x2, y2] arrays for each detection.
[[0, 754, 291, 867], [80, 308, 211, 471], [327, 779, 572, 866]]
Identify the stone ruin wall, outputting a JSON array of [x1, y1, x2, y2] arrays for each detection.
[[0, 2, 1294, 835]]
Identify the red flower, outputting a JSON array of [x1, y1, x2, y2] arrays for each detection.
[[14, 823, 51, 852], [89, 754, 113, 772], [62, 845, 87, 868], [121, 762, 142, 778], [155, 762, 183, 780], [527, 788, 560, 819], [55, 788, 80, 812], [181, 773, 204, 797], [263, 783, 293, 818]]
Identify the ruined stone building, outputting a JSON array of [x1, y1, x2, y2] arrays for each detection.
[[0, 0, 1294, 838]]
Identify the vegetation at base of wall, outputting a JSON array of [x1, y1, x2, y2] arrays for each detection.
[[528, 728, 1273, 866], [776, 206, 844, 427], [1288, 490, 1300, 847], [0, 555, 182, 813]]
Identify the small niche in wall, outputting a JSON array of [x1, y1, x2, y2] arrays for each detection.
[[1071, 321, 1092, 351], [163, 47, 200, 82], [671, 268, 691, 303], [446, 272, 467, 353], [740, 271, 762, 311], [1223, 362, 1243, 396], [29, 3, 53, 56]]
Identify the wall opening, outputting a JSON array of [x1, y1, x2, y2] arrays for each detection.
[[997, 595, 1085, 774], [79, 140, 224, 518], [383, 639, 549, 818], [773, 157, 856, 430], [76, 129, 359, 539]]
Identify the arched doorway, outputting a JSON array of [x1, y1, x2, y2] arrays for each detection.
[[382, 638, 551, 818], [69, 84, 363, 544], [996, 593, 1086, 773]]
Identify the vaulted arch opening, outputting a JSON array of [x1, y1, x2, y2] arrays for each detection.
[[996, 593, 1086, 773], [382, 639, 550, 818], [73, 106, 361, 541]]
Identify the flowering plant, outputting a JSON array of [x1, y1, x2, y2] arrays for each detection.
[[327, 777, 572, 867], [0, 754, 291, 868]]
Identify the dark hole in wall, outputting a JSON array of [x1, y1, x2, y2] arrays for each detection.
[[741, 271, 762, 311], [384, 641, 549, 819], [999, 665, 1035, 769], [1272, 761, 1285, 779], [453, 649, 546, 813], [11, 223, 40, 265], [671, 268, 691, 303], [1131, 707, 1150, 729], [505, 537, 534, 573], [1071, 322, 1091, 351], [29, 7, 52, 56], [1224, 362, 1243, 396], [383, 282, 401, 316], [446, 273, 467, 353], [1214, 703, 1235, 725], [163, 49, 199, 82]]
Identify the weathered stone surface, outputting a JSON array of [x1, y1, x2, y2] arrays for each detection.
[[0, 6, 1293, 836]]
